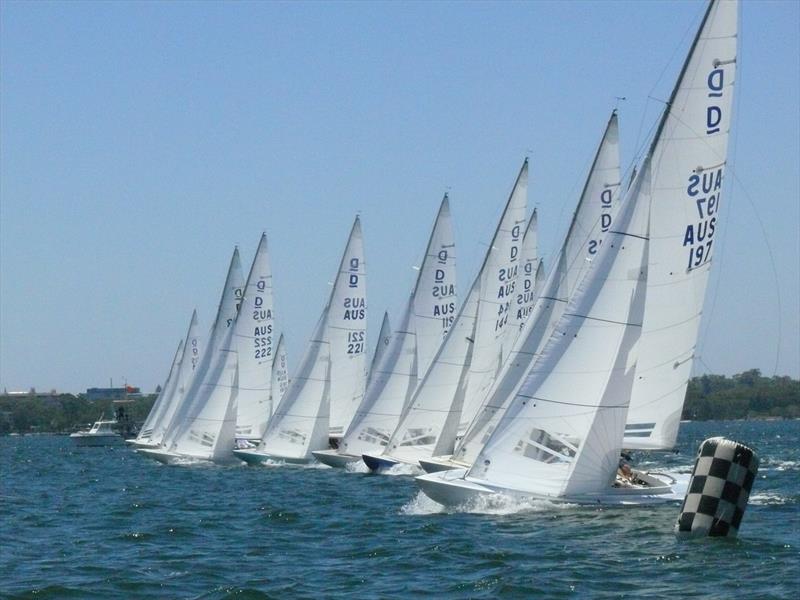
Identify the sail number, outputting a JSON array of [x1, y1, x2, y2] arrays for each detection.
[[347, 330, 365, 355]]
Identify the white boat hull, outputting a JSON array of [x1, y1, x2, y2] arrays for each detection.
[[311, 449, 361, 468], [416, 469, 689, 507], [418, 456, 467, 474]]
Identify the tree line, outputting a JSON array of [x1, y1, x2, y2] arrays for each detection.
[[683, 369, 799, 420], [0, 394, 156, 435], [0, 369, 798, 434]]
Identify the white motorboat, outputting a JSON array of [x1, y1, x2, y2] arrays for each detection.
[[70, 418, 122, 446]]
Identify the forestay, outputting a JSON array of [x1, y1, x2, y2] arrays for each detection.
[[625, 0, 738, 449]]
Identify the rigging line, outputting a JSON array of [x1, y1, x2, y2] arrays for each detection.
[[632, 1, 704, 156]]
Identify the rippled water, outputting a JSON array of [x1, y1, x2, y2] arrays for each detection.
[[1, 420, 797, 598]]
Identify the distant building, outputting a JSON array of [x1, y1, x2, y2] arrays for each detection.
[[85, 386, 140, 401]]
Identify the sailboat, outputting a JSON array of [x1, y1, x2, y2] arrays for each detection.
[[363, 161, 527, 471], [139, 248, 245, 464], [417, 0, 738, 505], [234, 233, 278, 446], [132, 310, 204, 449], [419, 110, 621, 474], [130, 339, 183, 446], [234, 217, 366, 465], [145, 310, 204, 448], [313, 195, 457, 468]]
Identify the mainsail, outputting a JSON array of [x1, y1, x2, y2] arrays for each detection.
[[376, 160, 527, 465], [413, 194, 458, 378], [509, 209, 541, 335], [452, 111, 622, 468], [258, 217, 366, 461], [137, 340, 183, 442], [339, 196, 457, 460], [161, 248, 244, 458], [149, 310, 203, 446], [624, 0, 738, 449], [234, 233, 277, 442], [327, 218, 368, 437]]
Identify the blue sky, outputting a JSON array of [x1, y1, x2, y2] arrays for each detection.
[[1, 0, 798, 393]]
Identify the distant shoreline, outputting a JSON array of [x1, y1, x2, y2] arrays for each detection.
[[1, 369, 797, 435]]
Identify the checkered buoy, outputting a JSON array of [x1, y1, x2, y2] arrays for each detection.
[[675, 437, 759, 538]]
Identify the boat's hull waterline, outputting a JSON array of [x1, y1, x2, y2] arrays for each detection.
[[418, 456, 466, 474], [233, 448, 313, 466], [416, 470, 689, 507], [361, 453, 402, 472], [311, 449, 361, 469]]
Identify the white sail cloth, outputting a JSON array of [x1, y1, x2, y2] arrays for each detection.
[[258, 217, 366, 461], [377, 160, 528, 466], [234, 233, 277, 441], [338, 196, 458, 460], [625, 0, 738, 449]]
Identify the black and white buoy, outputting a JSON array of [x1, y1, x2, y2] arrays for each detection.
[[675, 437, 759, 538]]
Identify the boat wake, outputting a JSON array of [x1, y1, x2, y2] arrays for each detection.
[[344, 460, 370, 474], [749, 491, 793, 505], [382, 462, 424, 477], [762, 459, 800, 472], [400, 491, 574, 516]]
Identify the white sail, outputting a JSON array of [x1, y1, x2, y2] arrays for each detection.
[[434, 160, 528, 456], [162, 248, 244, 453], [258, 218, 365, 460], [379, 161, 527, 465], [468, 160, 651, 497], [340, 298, 417, 458], [451, 111, 622, 468], [270, 333, 288, 416], [137, 340, 183, 441], [462, 0, 738, 498], [625, 0, 738, 449], [171, 325, 240, 461], [413, 194, 458, 379], [369, 312, 392, 381], [509, 209, 540, 340], [258, 311, 331, 461], [327, 217, 368, 436], [234, 233, 276, 441], [148, 310, 203, 446], [335, 196, 459, 460]]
